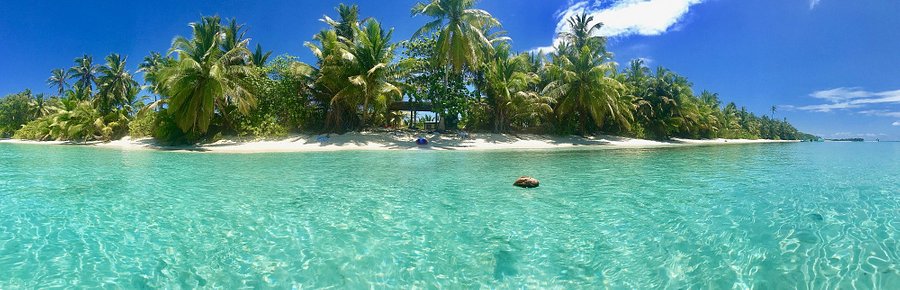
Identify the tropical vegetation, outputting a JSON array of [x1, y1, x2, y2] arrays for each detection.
[[0, 2, 817, 143]]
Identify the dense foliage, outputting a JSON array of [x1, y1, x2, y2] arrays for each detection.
[[0, 2, 817, 144]]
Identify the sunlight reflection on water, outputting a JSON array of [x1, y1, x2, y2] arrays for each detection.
[[0, 142, 897, 288]]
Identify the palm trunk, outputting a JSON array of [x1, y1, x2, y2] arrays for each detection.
[[495, 107, 506, 134], [579, 111, 587, 136], [440, 68, 449, 131], [361, 96, 369, 129]]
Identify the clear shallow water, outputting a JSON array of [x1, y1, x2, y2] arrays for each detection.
[[0, 143, 898, 289]]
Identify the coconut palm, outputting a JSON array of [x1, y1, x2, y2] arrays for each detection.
[[138, 51, 173, 95], [29, 94, 54, 119], [723, 102, 740, 136], [544, 45, 632, 134], [511, 52, 555, 130], [483, 43, 540, 132], [64, 86, 90, 102], [160, 16, 256, 136], [251, 44, 273, 67], [221, 18, 246, 54], [47, 69, 70, 97], [698, 91, 724, 138], [321, 4, 367, 42], [68, 55, 99, 95], [649, 66, 695, 138], [306, 28, 355, 131], [541, 12, 633, 135], [48, 100, 127, 142], [411, 0, 500, 72], [341, 20, 402, 128], [558, 12, 607, 56], [96, 54, 139, 114], [138, 51, 174, 112], [623, 59, 655, 132]]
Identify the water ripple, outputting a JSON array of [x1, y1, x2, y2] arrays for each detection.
[[0, 142, 897, 288]]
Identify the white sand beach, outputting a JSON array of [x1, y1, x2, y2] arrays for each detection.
[[0, 132, 799, 153]]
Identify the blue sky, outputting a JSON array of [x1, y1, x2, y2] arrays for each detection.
[[1, 0, 899, 140]]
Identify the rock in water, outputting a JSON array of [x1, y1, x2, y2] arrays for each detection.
[[513, 176, 540, 188]]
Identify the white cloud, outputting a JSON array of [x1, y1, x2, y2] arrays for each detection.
[[809, 0, 822, 10], [530, 0, 706, 53], [809, 87, 872, 102], [853, 90, 900, 105], [796, 87, 900, 112], [529, 45, 558, 54], [893, 121, 900, 127], [859, 110, 900, 118], [556, 0, 705, 37], [796, 102, 862, 112], [636, 57, 655, 65], [779, 105, 797, 111]]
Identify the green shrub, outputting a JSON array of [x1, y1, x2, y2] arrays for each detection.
[[12, 101, 129, 142], [129, 111, 157, 138], [152, 110, 192, 145], [13, 117, 54, 141], [0, 91, 37, 137], [237, 114, 288, 139]]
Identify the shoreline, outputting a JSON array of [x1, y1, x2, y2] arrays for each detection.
[[0, 132, 800, 154]]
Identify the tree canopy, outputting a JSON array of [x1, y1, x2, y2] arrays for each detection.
[[0, 3, 817, 144]]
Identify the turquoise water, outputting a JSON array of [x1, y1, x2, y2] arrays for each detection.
[[0, 142, 898, 288]]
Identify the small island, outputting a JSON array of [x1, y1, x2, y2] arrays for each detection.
[[825, 138, 865, 142], [2, 1, 899, 289], [0, 4, 816, 148]]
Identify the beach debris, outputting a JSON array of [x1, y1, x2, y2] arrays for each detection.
[[513, 176, 540, 188], [416, 138, 428, 145]]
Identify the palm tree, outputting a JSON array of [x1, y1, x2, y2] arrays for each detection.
[[221, 18, 246, 54], [306, 28, 355, 131], [29, 94, 53, 118], [47, 69, 70, 97], [64, 86, 90, 102], [251, 44, 273, 67], [483, 43, 540, 132], [722, 102, 740, 137], [558, 12, 607, 56], [138, 51, 172, 95], [542, 13, 632, 135], [346, 19, 402, 127], [411, 0, 500, 72], [160, 16, 256, 136], [48, 100, 127, 142], [543, 45, 632, 134], [96, 54, 139, 114], [771, 105, 777, 118], [68, 55, 99, 95], [651, 67, 695, 138], [138, 51, 174, 111], [321, 4, 367, 42]]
